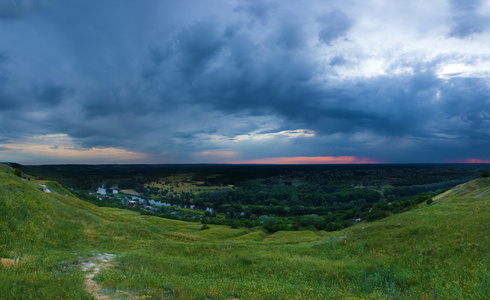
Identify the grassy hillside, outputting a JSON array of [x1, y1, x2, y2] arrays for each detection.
[[0, 163, 489, 299]]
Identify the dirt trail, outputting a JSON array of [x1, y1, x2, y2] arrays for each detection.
[[474, 189, 489, 198], [81, 253, 115, 300], [39, 184, 52, 193]]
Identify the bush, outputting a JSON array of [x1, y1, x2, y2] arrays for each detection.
[[426, 199, 433, 205], [482, 171, 490, 178], [326, 222, 344, 232], [365, 209, 390, 222], [200, 224, 210, 230], [299, 214, 324, 229], [231, 220, 241, 229], [14, 168, 22, 177]]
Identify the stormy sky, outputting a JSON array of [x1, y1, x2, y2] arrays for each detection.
[[1, 0, 490, 164]]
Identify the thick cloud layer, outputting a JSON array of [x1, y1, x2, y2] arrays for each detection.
[[1, 0, 490, 164], [448, 0, 487, 38]]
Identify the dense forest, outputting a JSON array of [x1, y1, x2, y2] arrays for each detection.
[[18, 163, 484, 190]]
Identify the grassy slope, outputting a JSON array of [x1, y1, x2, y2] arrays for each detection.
[[0, 164, 489, 299]]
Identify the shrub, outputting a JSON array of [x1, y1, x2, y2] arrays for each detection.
[[200, 224, 210, 230], [365, 209, 389, 221], [231, 220, 241, 229], [326, 222, 344, 232], [14, 168, 22, 177], [426, 199, 433, 205], [482, 171, 490, 178]]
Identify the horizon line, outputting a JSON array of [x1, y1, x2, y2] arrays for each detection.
[[3, 161, 490, 166]]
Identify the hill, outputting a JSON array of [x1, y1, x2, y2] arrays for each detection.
[[0, 163, 489, 299]]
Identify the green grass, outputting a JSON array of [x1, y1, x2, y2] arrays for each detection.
[[0, 163, 489, 299]]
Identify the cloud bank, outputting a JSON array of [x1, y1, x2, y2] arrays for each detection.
[[0, 0, 490, 164]]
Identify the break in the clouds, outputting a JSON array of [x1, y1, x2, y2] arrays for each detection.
[[0, 0, 490, 164]]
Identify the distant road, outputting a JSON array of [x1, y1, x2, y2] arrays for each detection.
[[120, 189, 140, 196]]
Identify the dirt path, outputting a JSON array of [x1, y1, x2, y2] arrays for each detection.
[[39, 184, 52, 193], [474, 189, 489, 198], [81, 253, 115, 300]]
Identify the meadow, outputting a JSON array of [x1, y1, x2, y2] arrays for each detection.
[[0, 163, 489, 299], [146, 173, 232, 193]]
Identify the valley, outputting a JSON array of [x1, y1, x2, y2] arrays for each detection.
[[0, 163, 489, 299]]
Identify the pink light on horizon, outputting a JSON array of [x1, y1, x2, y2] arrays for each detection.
[[446, 158, 490, 163], [228, 156, 382, 164]]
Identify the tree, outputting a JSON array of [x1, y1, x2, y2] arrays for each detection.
[[14, 168, 22, 177], [231, 220, 241, 229], [326, 222, 344, 231], [243, 208, 252, 219], [365, 209, 389, 221], [299, 214, 324, 229]]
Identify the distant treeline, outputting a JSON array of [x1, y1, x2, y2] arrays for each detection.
[[192, 183, 381, 213], [383, 178, 471, 197], [19, 163, 486, 190]]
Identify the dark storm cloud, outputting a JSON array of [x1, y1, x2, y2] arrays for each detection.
[[1, 0, 489, 163], [37, 84, 69, 105], [317, 9, 353, 45], [178, 44, 490, 162], [175, 20, 226, 80], [0, 93, 22, 111], [0, 53, 23, 112], [234, 0, 277, 23], [0, 0, 47, 19], [273, 17, 307, 50], [0, 51, 6, 84], [329, 55, 348, 66], [438, 76, 490, 137], [189, 54, 466, 139], [0, 51, 6, 65], [448, 0, 486, 38]]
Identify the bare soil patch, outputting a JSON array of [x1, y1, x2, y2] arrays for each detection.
[[81, 253, 115, 300]]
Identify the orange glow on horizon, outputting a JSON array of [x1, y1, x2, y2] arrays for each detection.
[[229, 156, 381, 164], [0, 134, 148, 164], [447, 158, 490, 163]]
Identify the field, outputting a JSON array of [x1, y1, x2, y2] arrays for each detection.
[[1, 163, 489, 299], [120, 189, 140, 196], [147, 173, 232, 194]]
